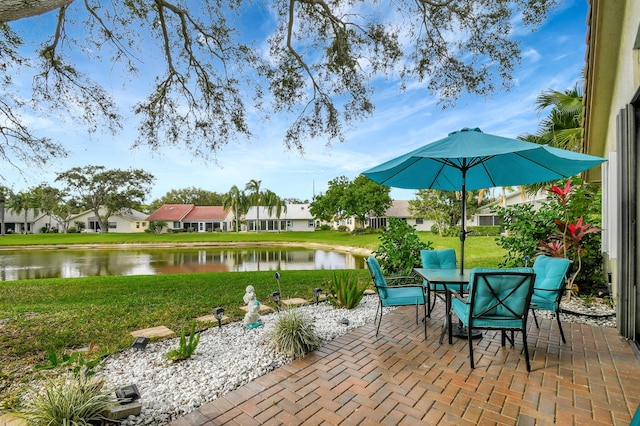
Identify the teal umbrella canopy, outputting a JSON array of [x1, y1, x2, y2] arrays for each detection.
[[362, 127, 606, 191], [362, 127, 606, 272]]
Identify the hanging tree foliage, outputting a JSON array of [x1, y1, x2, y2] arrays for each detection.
[[1, 0, 558, 171]]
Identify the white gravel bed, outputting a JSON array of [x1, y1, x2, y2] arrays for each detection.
[[98, 295, 388, 425], [535, 296, 617, 328], [98, 294, 616, 425]]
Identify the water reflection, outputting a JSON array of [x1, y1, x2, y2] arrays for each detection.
[[0, 247, 366, 281]]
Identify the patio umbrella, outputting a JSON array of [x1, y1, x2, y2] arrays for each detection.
[[362, 127, 606, 274]]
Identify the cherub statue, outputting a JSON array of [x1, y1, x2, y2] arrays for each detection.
[[243, 285, 257, 305], [243, 285, 262, 328]]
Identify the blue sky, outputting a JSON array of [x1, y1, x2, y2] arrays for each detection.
[[5, 1, 589, 204]]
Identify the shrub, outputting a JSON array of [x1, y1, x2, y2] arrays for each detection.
[[492, 179, 605, 293], [21, 375, 113, 426], [350, 227, 378, 235], [317, 224, 332, 231], [336, 225, 349, 232], [373, 217, 432, 275], [268, 310, 321, 359], [329, 271, 367, 309], [166, 323, 200, 362]]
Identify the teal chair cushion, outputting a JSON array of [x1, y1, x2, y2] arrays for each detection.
[[421, 249, 459, 291], [379, 286, 426, 307], [367, 256, 424, 305], [421, 249, 457, 269], [530, 255, 571, 310], [453, 267, 535, 329]]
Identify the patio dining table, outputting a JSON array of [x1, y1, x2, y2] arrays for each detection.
[[414, 268, 479, 343]]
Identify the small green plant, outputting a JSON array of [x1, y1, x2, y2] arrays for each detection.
[[373, 217, 432, 275], [268, 310, 321, 359], [166, 323, 201, 362], [329, 271, 367, 309], [21, 374, 113, 426], [34, 342, 102, 377]]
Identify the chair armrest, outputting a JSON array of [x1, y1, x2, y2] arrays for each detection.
[[533, 287, 565, 292], [386, 276, 420, 286], [449, 289, 469, 304], [375, 283, 424, 291]]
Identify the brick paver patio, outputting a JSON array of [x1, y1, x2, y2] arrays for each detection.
[[169, 303, 639, 425]]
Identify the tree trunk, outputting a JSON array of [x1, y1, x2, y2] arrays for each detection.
[[0, 200, 4, 236], [0, 0, 74, 23]]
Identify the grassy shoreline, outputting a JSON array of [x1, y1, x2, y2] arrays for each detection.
[[0, 231, 505, 408]]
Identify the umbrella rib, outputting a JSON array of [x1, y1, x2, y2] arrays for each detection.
[[380, 156, 423, 186], [512, 151, 571, 179]]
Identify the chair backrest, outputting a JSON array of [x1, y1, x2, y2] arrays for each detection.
[[532, 255, 572, 303], [467, 268, 536, 322], [421, 249, 457, 269], [365, 257, 389, 299]]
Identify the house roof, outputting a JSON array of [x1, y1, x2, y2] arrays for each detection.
[[71, 207, 148, 221], [146, 204, 194, 221], [385, 200, 411, 218], [183, 206, 229, 221]]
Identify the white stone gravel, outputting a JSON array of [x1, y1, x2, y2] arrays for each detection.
[[98, 294, 617, 425], [98, 295, 389, 425]]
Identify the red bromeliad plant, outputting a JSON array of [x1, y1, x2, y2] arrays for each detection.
[[538, 181, 601, 296]]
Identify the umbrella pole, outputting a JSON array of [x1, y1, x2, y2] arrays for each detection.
[[460, 174, 466, 275]]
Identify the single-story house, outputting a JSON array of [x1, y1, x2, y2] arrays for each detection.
[[71, 207, 149, 233], [1, 209, 52, 234], [474, 190, 548, 227], [146, 204, 233, 232], [582, 0, 639, 350], [245, 204, 315, 232], [367, 200, 435, 231]]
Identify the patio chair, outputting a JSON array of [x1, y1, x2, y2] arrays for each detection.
[[449, 268, 536, 372], [530, 255, 572, 343], [420, 248, 459, 315], [365, 257, 428, 340]]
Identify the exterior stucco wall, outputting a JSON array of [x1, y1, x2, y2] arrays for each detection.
[[585, 0, 640, 299]]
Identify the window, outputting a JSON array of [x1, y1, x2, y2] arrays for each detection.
[[173, 221, 180, 229], [308, 220, 314, 227], [136, 222, 140, 229], [109, 222, 117, 229], [416, 218, 424, 224]]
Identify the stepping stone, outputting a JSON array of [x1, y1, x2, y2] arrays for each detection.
[[0, 413, 26, 426], [196, 314, 230, 324], [364, 289, 376, 295], [282, 298, 308, 306], [130, 326, 175, 339]]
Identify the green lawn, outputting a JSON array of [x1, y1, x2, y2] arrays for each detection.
[[0, 230, 505, 406]]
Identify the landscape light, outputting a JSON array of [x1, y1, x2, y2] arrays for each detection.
[[213, 307, 225, 330], [271, 291, 281, 311], [131, 337, 150, 350], [313, 288, 323, 305], [115, 384, 141, 404]]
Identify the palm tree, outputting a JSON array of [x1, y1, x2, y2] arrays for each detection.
[[263, 190, 287, 232], [8, 191, 38, 234], [0, 186, 10, 236], [519, 83, 583, 194], [245, 179, 263, 232], [222, 185, 246, 233], [528, 84, 583, 152]]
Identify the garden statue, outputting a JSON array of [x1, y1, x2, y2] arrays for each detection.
[[243, 285, 262, 329]]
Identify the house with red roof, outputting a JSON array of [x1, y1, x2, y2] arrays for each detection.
[[146, 204, 234, 232]]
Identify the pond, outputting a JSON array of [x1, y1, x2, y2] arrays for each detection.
[[0, 247, 368, 281]]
